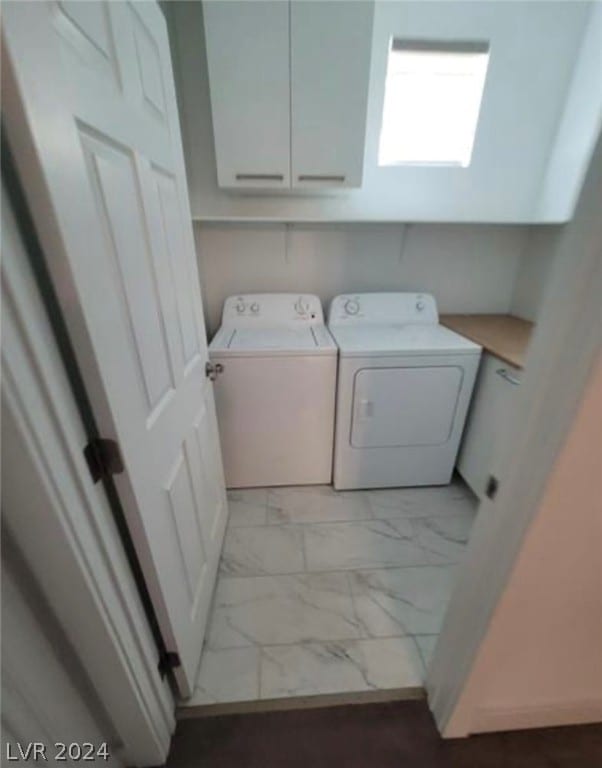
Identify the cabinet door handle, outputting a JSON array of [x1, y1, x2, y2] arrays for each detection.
[[496, 368, 521, 386], [235, 173, 284, 182], [298, 174, 346, 183]]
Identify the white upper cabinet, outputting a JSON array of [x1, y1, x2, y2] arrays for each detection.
[[203, 1, 291, 189], [290, 2, 374, 189], [177, 1, 601, 220], [203, 1, 374, 191]]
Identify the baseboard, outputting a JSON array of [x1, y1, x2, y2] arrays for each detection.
[[471, 699, 602, 734], [177, 686, 425, 719]]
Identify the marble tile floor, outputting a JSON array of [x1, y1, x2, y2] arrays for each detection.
[[183, 478, 478, 708]]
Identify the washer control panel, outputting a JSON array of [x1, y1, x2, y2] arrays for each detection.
[[329, 293, 438, 326], [222, 293, 324, 327]]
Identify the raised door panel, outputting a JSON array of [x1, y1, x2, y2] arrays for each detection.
[[55, 0, 119, 87], [79, 130, 176, 419], [203, 1, 290, 189], [164, 447, 208, 613], [130, 4, 169, 122], [154, 170, 202, 370], [291, 1, 374, 189]]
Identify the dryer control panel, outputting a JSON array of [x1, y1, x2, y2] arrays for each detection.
[[222, 293, 324, 328], [328, 293, 438, 326]]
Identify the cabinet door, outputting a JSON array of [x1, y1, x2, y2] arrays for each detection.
[[203, 1, 290, 189], [457, 354, 521, 497], [291, 1, 374, 189]]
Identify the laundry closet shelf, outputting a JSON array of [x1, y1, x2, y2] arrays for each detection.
[[440, 314, 534, 370]]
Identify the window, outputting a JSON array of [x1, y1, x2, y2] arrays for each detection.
[[378, 40, 490, 168]]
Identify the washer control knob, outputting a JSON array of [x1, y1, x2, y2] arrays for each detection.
[[344, 298, 360, 316], [416, 300, 425, 312], [295, 297, 310, 315], [236, 300, 246, 314], [250, 302, 259, 314]]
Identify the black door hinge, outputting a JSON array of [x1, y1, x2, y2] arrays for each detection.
[[485, 475, 499, 500], [158, 651, 181, 679], [84, 438, 124, 484]]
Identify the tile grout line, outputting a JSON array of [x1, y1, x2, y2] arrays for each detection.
[[216, 560, 461, 581], [218, 565, 458, 579], [410, 516, 446, 569], [410, 635, 428, 679], [208, 632, 442, 654], [413, 636, 431, 676], [226, 509, 477, 530], [253, 494, 275, 704], [345, 570, 370, 641], [256, 644, 263, 700], [300, 524, 309, 572]]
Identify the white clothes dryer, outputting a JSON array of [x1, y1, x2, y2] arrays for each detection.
[[209, 294, 337, 488], [328, 293, 481, 489]]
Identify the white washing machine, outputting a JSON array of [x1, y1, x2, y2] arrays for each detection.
[[328, 293, 482, 490], [209, 294, 337, 488]]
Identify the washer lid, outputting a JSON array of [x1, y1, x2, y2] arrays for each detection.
[[209, 324, 337, 357], [329, 323, 481, 358]]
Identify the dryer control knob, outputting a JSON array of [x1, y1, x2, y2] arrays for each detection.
[[416, 300, 425, 312], [236, 301, 246, 314], [250, 302, 259, 314], [344, 299, 360, 316]]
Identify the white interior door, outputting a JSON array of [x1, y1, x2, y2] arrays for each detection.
[[2, 0, 228, 697]]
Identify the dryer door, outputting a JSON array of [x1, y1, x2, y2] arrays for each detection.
[[351, 366, 464, 448]]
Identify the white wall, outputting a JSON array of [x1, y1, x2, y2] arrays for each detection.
[[434, 127, 602, 738], [167, 0, 598, 223], [537, 1, 602, 220], [447, 355, 602, 733], [196, 222, 528, 334], [2, 540, 123, 764], [510, 227, 562, 323]]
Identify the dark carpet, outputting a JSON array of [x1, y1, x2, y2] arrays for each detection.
[[166, 700, 602, 767]]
